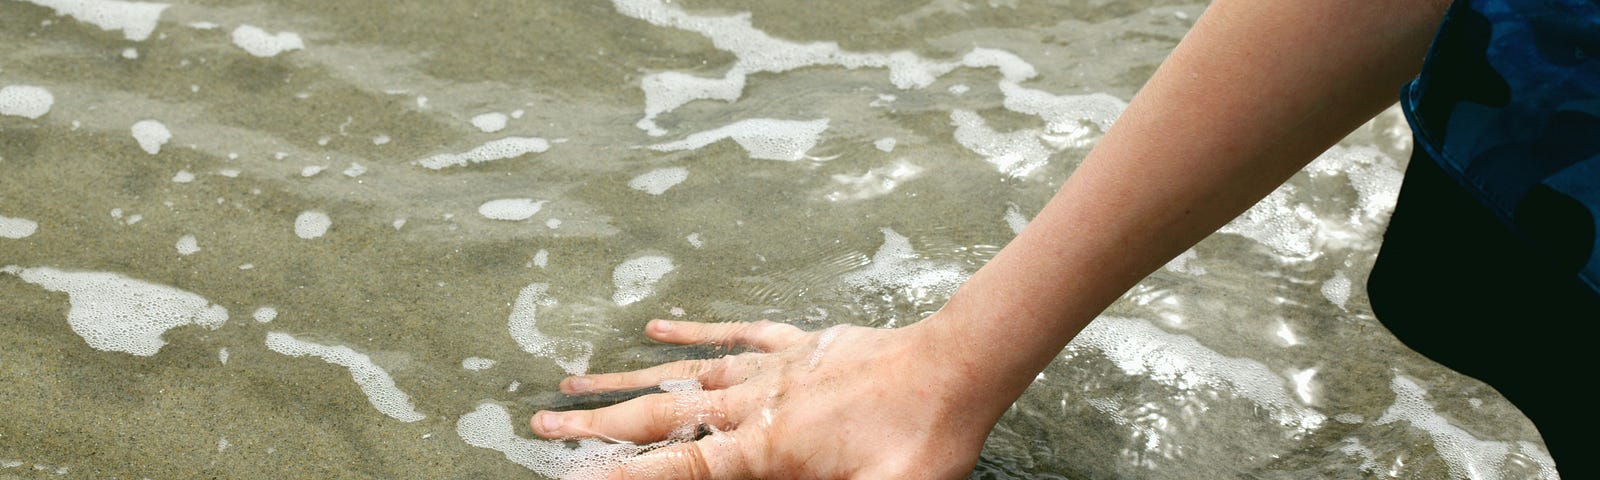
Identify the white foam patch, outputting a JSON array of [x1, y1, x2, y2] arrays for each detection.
[[175, 234, 199, 255], [470, 112, 508, 133], [1338, 438, 1381, 474], [121, 47, 138, 59], [252, 307, 276, 323], [6, 267, 228, 356], [1305, 145, 1405, 223], [1219, 186, 1318, 258], [614, 0, 963, 134], [218, 347, 228, 365], [840, 228, 965, 298], [456, 402, 651, 480], [950, 110, 1052, 177], [824, 161, 922, 202], [1322, 271, 1351, 309], [230, 25, 304, 57], [342, 163, 366, 177], [294, 210, 331, 239], [130, 119, 170, 154], [461, 357, 496, 371], [0, 215, 39, 239], [686, 233, 703, 248], [1226, 146, 1404, 258], [1070, 316, 1326, 431], [531, 249, 549, 268], [477, 199, 545, 221], [997, 82, 1125, 137], [265, 332, 424, 422], [0, 85, 54, 119], [171, 170, 194, 183], [507, 283, 592, 375], [23, 0, 169, 41], [415, 137, 550, 170], [1003, 204, 1029, 235], [637, 71, 745, 135], [628, 167, 689, 195], [612, 255, 674, 306], [873, 137, 896, 152], [1376, 376, 1559, 480], [300, 165, 325, 177], [648, 118, 828, 161]]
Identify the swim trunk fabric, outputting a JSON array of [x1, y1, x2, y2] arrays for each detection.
[[1376, 0, 1600, 476], [1402, 0, 1600, 294]]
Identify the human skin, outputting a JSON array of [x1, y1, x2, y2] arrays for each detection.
[[532, 0, 1451, 477]]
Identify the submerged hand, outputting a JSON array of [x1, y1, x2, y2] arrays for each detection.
[[531, 318, 1006, 479]]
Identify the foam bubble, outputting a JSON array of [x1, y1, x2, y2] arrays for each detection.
[[119, 47, 138, 59], [218, 347, 229, 365], [686, 233, 703, 248], [612, 255, 674, 306], [470, 112, 508, 133], [7, 267, 228, 356], [461, 357, 497, 371], [531, 249, 549, 268], [507, 284, 591, 375], [0, 215, 39, 239], [648, 118, 828, 161], [175, 234, 199, 255], [294, 211, 330, 239], [252, 307, 277, 323], [230, 25, 304, 57], [627, 167, 688, 195], [264, 332, 425, 422], [415, 137, 550, 170], [130, 119, 170, 154], [342, 163, 366, 177], [456, 402, 650, 480], [171, 170, 194, 183], [1070, 316, 1326, 431], [1002, 204, 1029, 235], [1321, 271, 1351, 309], [950, 109, 1051, 178], [0, 85, 54, 119], [478, 199, 545, 221], [873, 137, 896, 152], [300, 165, 325, 177], [22, 0, 169, 41], [372, 134, 391, 145]]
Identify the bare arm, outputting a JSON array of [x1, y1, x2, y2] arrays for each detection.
[[921, 0, 1448, 421], [533, 0, 1450, 478]]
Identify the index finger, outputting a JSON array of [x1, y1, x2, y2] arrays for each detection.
[[646, 320, 806, 352]]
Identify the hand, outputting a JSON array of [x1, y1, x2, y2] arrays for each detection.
[[530, 318, 1008, 479]]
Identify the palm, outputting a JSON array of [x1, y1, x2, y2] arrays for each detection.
[[531, 319, 995, 479]]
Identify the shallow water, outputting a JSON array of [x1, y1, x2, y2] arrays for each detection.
[[0, 0, 1558, 478]]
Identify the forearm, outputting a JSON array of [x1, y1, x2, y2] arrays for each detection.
[[918, 0, 1448, 407]]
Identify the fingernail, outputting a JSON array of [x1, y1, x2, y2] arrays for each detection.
[[651, 320, 674, 333], [567, 377, 593, 393], [539, 412, 563, 433]]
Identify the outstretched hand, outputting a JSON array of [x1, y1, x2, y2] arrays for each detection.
[[531, 318, 1006, 479]]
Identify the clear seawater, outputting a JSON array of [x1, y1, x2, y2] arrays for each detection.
[[0, 0, 1558, 478]]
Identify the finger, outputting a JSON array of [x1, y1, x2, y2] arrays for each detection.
[[532, 389, 742, 443], [647, 319, 806, 352], [561, 353, 760, 395], [610, 435, 749, 480]]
